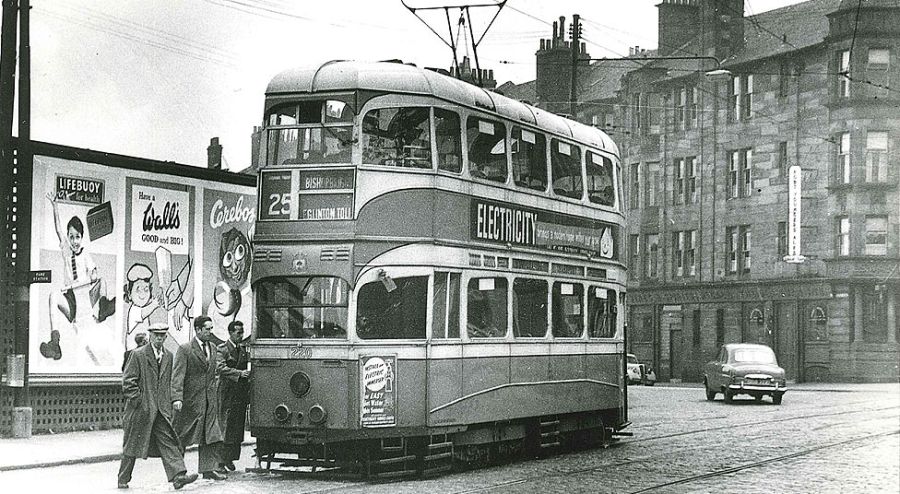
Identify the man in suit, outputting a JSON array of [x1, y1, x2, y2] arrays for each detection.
[[118, 324, 197, 490], [121, 331, 148, 372], [172, 315, 226, 480], [216, 320, 250, 471]]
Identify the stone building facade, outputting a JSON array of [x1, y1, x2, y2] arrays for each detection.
[[525, 0, 899, 382]]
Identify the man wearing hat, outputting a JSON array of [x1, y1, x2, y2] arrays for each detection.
[[118, 323, 198, 490]]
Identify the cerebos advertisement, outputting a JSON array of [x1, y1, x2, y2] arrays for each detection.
[[202, 188, 255, 342]]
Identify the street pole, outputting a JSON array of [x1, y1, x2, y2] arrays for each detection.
[[16, 0, 32, 428], [569, 14, 580, 120]]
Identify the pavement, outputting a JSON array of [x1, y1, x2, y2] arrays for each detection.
[[0, 382, 896, 472]]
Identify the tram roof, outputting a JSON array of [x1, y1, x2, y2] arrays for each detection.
[[267, 60, 618, 155]]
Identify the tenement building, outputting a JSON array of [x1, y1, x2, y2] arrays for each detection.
[[517, 0, 899, 382]]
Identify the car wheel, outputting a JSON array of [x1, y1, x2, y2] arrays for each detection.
[[704, 380, 716, 401], [754, 395, 763, 402], [772, 393, 783, 405], [645, 380, 655, 387], [723, 389, 734, 403]]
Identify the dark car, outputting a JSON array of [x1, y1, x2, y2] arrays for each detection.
[[703, 343, 786, 404]]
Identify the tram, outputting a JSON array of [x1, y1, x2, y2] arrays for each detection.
[[249, 60, 628, 476]]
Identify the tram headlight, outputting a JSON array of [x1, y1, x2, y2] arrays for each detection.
[[308, 404, 327, 424], [273, 404, 291, 423], [290, 371, 311, 397]]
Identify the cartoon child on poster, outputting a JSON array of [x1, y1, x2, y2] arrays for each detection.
[[206, 227, 252, 340], [40, 192, 116, 361], [123, 249, 193, 351]]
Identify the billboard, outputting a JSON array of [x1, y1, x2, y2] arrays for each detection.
[[29, 155, 256, 375]]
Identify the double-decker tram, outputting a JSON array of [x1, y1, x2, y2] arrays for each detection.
[[250, 60, 628, 477]]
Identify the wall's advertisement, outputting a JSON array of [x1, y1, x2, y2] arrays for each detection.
[[29, 156, 255, 375]]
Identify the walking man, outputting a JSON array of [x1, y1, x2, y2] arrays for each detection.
[[217, 320, 251, 471], [172, 315, 226, 480], [118, 323, 197, 490]]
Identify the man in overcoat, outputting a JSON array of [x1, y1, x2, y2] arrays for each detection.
[[172, 315, 226, 480], [118, 324, 197, 490], [216, 320, 251, 471]]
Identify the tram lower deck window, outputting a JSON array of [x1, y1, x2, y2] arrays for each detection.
[[467, 277, 508, 338], [357, 276, 428, 339], [255, 276, 348, 339]]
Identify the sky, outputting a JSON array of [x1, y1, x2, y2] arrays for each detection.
[[22, 0, 806, 170]]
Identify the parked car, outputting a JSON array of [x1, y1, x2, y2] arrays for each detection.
[[703, 343, 786, 404], [626, 354, 657, 386]]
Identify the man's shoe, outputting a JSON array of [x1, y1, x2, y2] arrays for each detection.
[[202, 470, 226, 480], [224, 461, 236, 471], [117, 482, 128, 489], [172, 472, 198, 490]]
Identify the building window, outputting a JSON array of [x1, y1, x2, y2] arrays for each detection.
[[837, 132, 851, 184], [838, 49, 851, 98], [686, 230, 696, 276], [687, 157, 698, 204], [686, 87, 698, 129], [629, 163, 640, 209], [629, 234, 640, 277], [673, 231, 684, 277], [777, 221, 788, 258], [777, 141, 788, 177], [865, 216, 887, 256], [674, 158, 685, 205], [645, 169, 658, 207], [865, 131, 888, 183], [726, 225, 751, 274], [692, 309, 701, 347], [674, 87, 685, 131], [837, 216, 850, 257], [646, 234, 659, 280], [730, 74, 753, 121], [867, 48, 890, 98], [741, 226, 752, 273], [728, 149, 752, 198]]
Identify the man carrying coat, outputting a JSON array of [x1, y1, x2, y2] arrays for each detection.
[[172, 315, 226, 480], [118, 324, 198, 490]]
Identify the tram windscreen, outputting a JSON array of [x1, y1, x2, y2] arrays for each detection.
[[265, 100, 353, 166], [255, 276, 349, 338]]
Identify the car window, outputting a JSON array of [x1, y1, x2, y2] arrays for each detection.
[[732, 348, 776, 364], [627, 355, 638, 365]]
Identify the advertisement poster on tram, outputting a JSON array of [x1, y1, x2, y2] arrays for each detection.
[[360, 355, 397, 427], [123, 178, 195, 352], [30, 157, 121, 374], [202, 188, 255, 342]]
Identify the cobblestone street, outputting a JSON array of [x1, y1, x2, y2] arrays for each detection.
[[3, 384, 897, 493]]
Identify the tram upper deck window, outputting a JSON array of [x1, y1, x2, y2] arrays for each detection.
[[357, 275, 428, 339], [436, 109, 462, 173], [255, 276, 348, 339], [552, 282, 584, 338], [511, 127, 547, 192], [551, 140, 583, 199], [586, 151, 615, 207], [513, 278, 548, 337], [362, 107, 432, 168], [467, 277, 508, 338], [467, 118, 507, 183], [265, 100, 352, 166]]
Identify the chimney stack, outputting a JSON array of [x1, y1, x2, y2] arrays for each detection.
[[207, 137, 223, 170]]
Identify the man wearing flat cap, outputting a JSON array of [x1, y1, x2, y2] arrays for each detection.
[[118, 323, 197, 490]]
